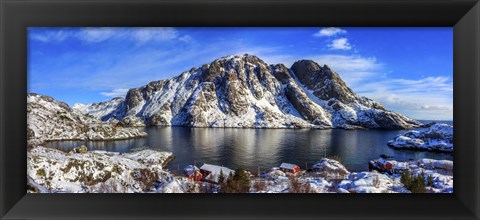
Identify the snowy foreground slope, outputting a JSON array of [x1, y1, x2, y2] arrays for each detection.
[[27, 146, 179, 193], [28, 148, 452, 193], [388, 124, 453, 153], [259, 158, 452, 193], [75, 54, 421, 129], [28, 93, 147, 146]]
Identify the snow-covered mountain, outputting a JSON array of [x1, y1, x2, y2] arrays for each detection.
[[74, 54, 421, 129], [73, 97, 125, 122], [27, 93, 147, 146]]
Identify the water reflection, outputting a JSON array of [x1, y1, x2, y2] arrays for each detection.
[[45, 126, 453, 172]]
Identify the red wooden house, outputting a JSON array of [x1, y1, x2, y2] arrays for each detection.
[[199, 163, 235, 183], [183, 165, 203, 181], [280, 163, 300, 174], [377, 158, 393, 169]]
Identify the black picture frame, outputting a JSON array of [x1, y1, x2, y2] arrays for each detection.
[[1, 0, 479, 219]]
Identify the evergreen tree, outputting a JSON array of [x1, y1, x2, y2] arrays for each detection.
[[411, 173, 426, 193], [400, 170, 426, 193], [222, 167, 251, 193], [232, 167, 250, 193], [401, 170, 411, 187], [218, 169, 225, 184], [427, 174, 434, 187]]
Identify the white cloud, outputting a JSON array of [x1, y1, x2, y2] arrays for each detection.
[[132, 28, 178, 43], [354, 76, 453, 120], [418, 104, 451, 111], [178, 35, 193, 43], [78, 28, 116, 43], [100, 88, 129, 97], [313, 27, 347, 37], [328, 38, 352, 50], [30, 27, 180, 44], [313, 55, 380, 72], [29, 30, 71, 42]]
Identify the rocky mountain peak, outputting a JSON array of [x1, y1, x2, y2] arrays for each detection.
[[291, 60, 356, 104], [28, 93, 71, 112], [203, 54, 269, 82], [215, 53, 264, 63], [271, 64, 293, 84]]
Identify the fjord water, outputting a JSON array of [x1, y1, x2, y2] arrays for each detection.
[[46, 121, 453, 172]]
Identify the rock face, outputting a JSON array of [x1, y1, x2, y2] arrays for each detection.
[[74, 54, 421, 129], [387, 123, 453, 153], [291, 61, 356, 104], [27, 93, 147, 146]]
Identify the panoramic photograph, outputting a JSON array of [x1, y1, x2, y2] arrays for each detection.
[[27, 27, 453, 193]]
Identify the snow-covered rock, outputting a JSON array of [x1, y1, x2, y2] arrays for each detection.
[[267, 169, 286, 179], [28, 93, 147, 146], [307, 178, 332, 193], [159, 179, 185, 193], [341, 172, 409, 193], [311, 158, 350, 179], [27, 176, 50, 193], [27, 146, 174, 193], [79, 54, 421, 130], [418, 158, 453, 171], [388, 123, 453, 153]]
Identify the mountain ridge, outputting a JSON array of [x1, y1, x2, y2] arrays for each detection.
[[71, 54, 421, 129]]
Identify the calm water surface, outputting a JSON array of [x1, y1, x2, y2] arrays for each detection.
[[46, 121, 453, 172]]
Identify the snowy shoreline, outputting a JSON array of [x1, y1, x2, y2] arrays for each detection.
[[387, 124, 453, 153], [27, 146, 452, 193]]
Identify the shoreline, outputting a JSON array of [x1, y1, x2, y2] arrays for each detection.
[[27, 146, 453, 193], [388, 143, 453, 154], [120, 124, 420, 131]]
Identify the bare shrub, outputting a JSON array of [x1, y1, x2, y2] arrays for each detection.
[[288, 176, 314, 193], [252, 179, 266, 192], [372, 176, 381, 188]]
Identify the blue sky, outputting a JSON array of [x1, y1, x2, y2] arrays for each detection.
[[28, 27, 453, 120]]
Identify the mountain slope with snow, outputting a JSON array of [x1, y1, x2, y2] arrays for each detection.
[[28, 93, 147, 146], [73, 97, 125, 122], [75, 54, 421, 129]]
